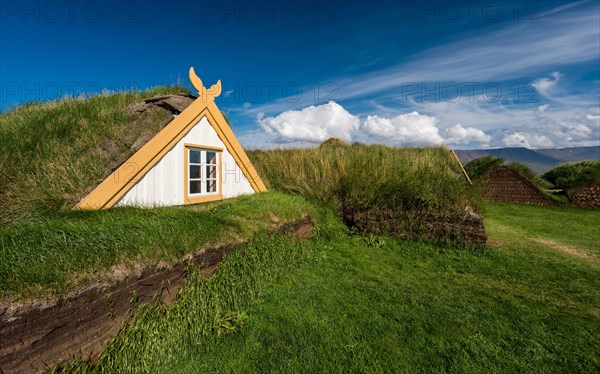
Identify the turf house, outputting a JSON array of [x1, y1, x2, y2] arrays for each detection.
[[76, 67, 266, 210]]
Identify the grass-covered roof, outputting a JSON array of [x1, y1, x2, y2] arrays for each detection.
[[0, 86, 193, 226], [464, 156, 552, 190], [543, 160, 600, 191]]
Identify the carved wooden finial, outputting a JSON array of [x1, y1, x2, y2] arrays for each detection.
[[189, 67, 222, 101]]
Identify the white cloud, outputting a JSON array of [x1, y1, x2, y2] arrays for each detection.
[[257, 101, 360, 143], [361, 112, 444, 145], [256, 104, 445, 146], [531, 72, 561, 97], [502, 133, 528, 147], [445, 124, 491, 145], [587, 114, 600, 121], [538, 104, 549, 112], [408, 97, 599, 149], [255, 104, 447, 146], [502, 132, 554, 148], [528, 135, 554, 148], [248, 101, 599, 149], [563, 123, 593, 141]]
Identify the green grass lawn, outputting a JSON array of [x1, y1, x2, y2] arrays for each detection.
[[6, 88, 597, 373], [153, 202, 599, 373], [0, 192, 314, 300], [485, 202, 600, 258]]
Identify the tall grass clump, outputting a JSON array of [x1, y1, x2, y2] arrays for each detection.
[[249, 144, 483, 244], [0, 86, 192, 226], [54, 219, 340, 373], [463, 155, 503, 180]]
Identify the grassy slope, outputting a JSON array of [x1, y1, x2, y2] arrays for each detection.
[[2, 91, 597, 371], [0, 86, 191, 225], [157, 202, 600, 373], [0, 192, 314, 300], [485, 202, 599, 257]]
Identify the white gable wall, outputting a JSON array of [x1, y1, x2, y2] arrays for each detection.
[[116, 116, 255, 207]]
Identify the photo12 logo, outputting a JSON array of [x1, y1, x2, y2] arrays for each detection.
[[396, 1, 541, 24], [1, 81, 139, 107], [398, 81, 541, 104], [197, 0, 338, 24], [220, 81, 339, 104], [0, 1, 139, 24]]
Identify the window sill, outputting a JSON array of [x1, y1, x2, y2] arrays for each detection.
[[185, 193, 223, 205]]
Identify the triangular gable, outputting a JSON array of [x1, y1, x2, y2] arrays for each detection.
[[76, 67, 267, 210], [482, 166, 549, 205]]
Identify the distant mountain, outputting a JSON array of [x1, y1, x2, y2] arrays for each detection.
[[454, 146, 600, 174]]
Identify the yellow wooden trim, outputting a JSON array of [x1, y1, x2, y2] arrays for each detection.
[[450, 149, 473, 185], [218, 151, 222, 196], [184, 143, 223, 152], [75, 67, 266, 210], [189, 67, 222, 101], [184, 142, 189, 203], [76, 103, 210, 209], [186, 194, 224, 205], [183, 144, 223, 205], [205, 102, 267, 192]]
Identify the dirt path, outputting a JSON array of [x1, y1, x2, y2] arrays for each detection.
[[533, 237, 599, 265]]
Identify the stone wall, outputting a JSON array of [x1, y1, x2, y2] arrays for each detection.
[[569, 183, 600, 208], [482, 166, 550, 205], [343, 208, 487, 246]]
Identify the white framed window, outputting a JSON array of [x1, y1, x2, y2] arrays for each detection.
[[186, 146, 221, 200]]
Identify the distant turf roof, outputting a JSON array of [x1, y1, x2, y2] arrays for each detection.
[[464, 156, 552, 190], [543, 160, 600, 191], [463, 156, 504, 181]]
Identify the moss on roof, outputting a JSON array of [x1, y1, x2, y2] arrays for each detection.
[[0, 86, 194, 226]]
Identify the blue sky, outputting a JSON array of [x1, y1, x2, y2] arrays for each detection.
[[1, 0, 599, 149]]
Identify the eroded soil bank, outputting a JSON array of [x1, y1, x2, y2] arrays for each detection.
[[0, 216, 312, 374], [343, 209, 487, 246]]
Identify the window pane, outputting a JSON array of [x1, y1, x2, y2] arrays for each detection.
[[190, 180, 201, 194], [207, 180, 216, 193], [189, 165, 201, 179], [206, 165, 216, 178], [206, 151, 216, 165], [189, 149, 201, 164]]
